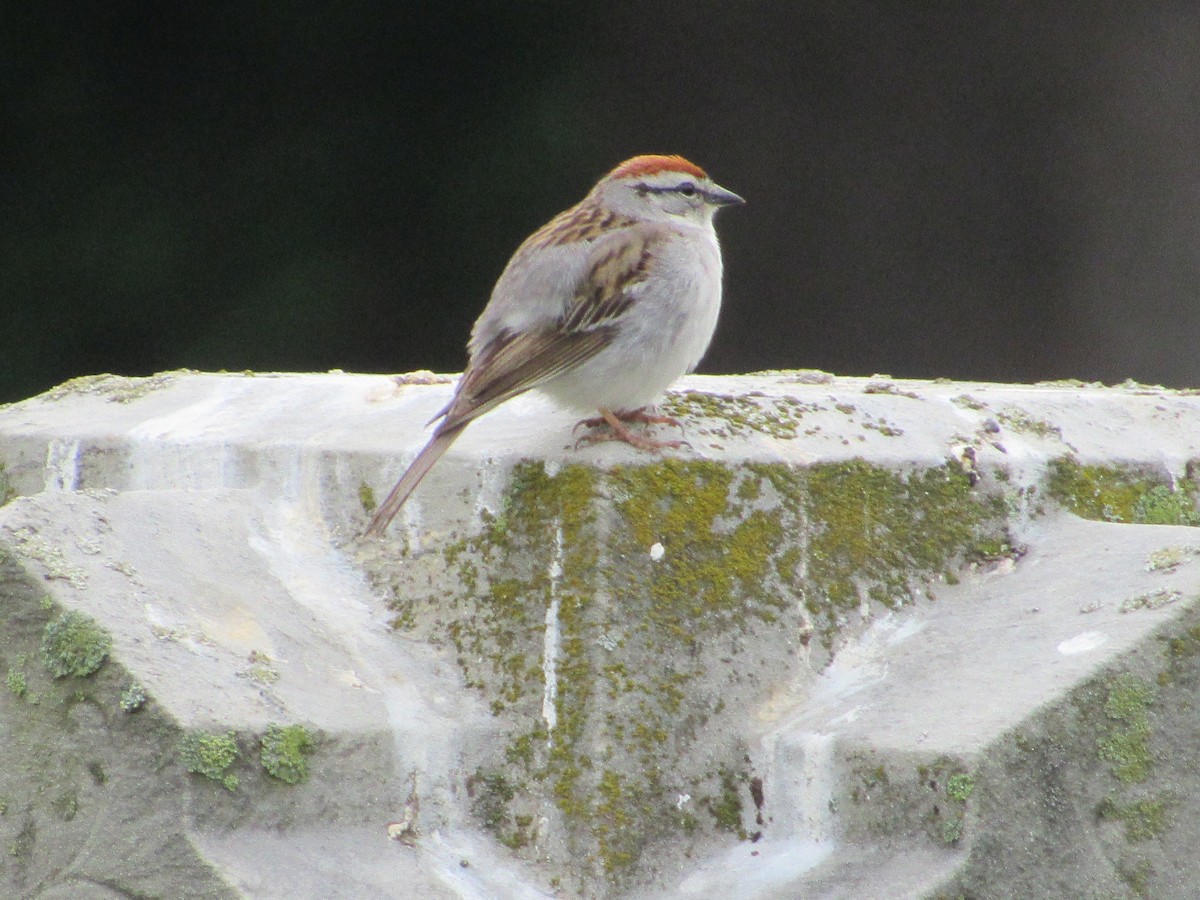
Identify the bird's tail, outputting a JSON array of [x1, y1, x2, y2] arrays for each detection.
[[363, 421, 468, 537]]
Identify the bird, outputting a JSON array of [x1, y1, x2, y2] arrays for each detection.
[[364, 154, 743, 536]]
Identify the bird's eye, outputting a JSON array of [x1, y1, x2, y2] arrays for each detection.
[[678, 183, 697, 197]]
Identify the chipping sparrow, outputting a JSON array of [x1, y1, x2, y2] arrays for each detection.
[[364, 154, 743, 536]]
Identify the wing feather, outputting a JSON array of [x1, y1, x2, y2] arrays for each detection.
[[438, 223, 666, 429]]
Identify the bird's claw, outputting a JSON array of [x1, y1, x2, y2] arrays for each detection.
[[572, 407, 691, 452]]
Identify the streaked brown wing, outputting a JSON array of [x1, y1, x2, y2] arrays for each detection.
[[561, 226, 660, 331], [438, 223, 664, 430], [439, 326, 614, 429]]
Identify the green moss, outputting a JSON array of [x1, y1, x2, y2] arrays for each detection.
[[941, 817, 963, 843], [389, 456, 1006, 883], [766, 460, 1004, 627], [1097, 674, 1156, 784], [180, 730, 240, 790], [946, 773, 975, 801], [53, 790, 78, 821], [996, 408, 1061, 438], [472, 769, 514, 830], [659, 390, 819, 440], [1120, 589, 1180, 614], [243, 650, 281, 685], [119, 681, 146, 712], [1098, 796, 1168, 841], [736, 475, 762, 502], [43, 371, 185, 403], [471, 769, 536, 849], [261, 724, 314, 784], [1134, 485, 1200, 526], [358, 481, 377, 514], [867, 765, 889, 788], [1047, 458, 1200, 525], [706, 768, 746, 837], [505, 728, 542, 769], [611, 459, 785, 628], [863, 381, 920, 399], [40, 611, 112, 678], [969, 538, 1018, 561], [1159, 623, 1200, 688], [6, 668, 27, 697], [951, 394, 987, 411], [594, 769, 638, 874], [1145, 546, 1195, 572], [862, 418, 904, 437], [0, 462, 16, 506], [1117, 857, 1154, 898]]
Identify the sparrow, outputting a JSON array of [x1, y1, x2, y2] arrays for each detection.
[[364, 154, 743, 536]]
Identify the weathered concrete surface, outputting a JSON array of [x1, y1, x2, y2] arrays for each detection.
[[1, 370, 1199, 898]]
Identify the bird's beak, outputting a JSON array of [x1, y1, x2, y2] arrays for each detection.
[[707, 183, 745, 207]]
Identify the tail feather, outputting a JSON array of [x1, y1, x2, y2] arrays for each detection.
[[363, 421, 468, 537]]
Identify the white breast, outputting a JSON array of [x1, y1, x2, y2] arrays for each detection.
[[540, 224, 724, 412]]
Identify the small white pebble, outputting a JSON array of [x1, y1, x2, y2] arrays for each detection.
[[649, 542, 665, 562]]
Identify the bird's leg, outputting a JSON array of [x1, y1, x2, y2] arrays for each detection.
[[614, 407, 684, 430], [573, 406, 688, 451], [572, 405, 682, 433]]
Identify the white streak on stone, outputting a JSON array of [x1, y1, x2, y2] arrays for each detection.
[[795, 732, 837, 841], [542, 524, 564, 734], [1057, 630, 1107, 655], [44, 439, 80, 491], [127, 390, 230, 441], [676, 836, 832, 897]]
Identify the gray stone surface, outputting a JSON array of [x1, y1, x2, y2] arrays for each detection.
[[1, 370, 1199, 898]]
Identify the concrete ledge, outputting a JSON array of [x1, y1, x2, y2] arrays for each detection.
[[1, 371, 1199, 898]]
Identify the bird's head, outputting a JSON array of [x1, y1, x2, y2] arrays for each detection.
[[592, 154, 744, 224]]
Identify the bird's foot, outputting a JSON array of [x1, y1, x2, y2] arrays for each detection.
[[573, 407, 689, 451], [572, 406, 683, 433]]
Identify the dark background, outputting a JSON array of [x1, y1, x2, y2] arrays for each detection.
[[5, 3, 1200, 404]]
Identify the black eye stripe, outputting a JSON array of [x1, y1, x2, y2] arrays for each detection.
[[637, 182, 704, 197]]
